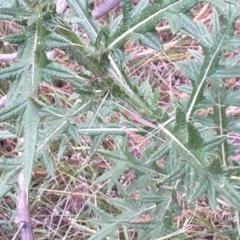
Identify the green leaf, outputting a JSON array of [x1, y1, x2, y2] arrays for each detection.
[[66, 0, 99, 41], [0, 158, 23, 171], [0, 130, 16, 139], [212, 8, 220, 38], [214, 67, 240, 78], [175, 61, 199, 83], [57, 135, 69, 161], [186, 13, 235, 119], [108, 55, 153, 116], [87, 201, 114, 222], [207, 186, 217, 210], [187, 122, 203, 150], [4, 31, 27, 44], [214, 177, 240, 209], [0, 184, 14, 198], [0, 100, 27, 122], [127, 175, 149, 194], [109, 198, 133, 212], [140, 32, 163, 52], [0, 165, 22, 186], [0, 6, 28, 22], [161, 161, 189, 183], [22, 101, 40, 189], [201, 135, 225, 151], [121, 220, 160, 230], [174, 105, 188, 144], [94, 161, 128, 190], [121, 0, 132, 22], [225, 89, 240, 106], [0, 61, 29, 81], [188, 175, 209, 202], [138, 193, 165, 204], [107, 0, 224, 50], [177, 13, 212, 50], [90, 133, 106, 156], [42, 149, 55, 177], [165, 126, 207, 175], [41, 62, 76, 80], [43, 32, 71, 50], [88, 223, 116, 240], [131, 0, 148, 18], [68, 124, 80, 143]]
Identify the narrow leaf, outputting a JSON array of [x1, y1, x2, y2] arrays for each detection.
[[66, 0, 99, 41], [207, 186, 217, 210], [140, 32, 163, 52], [90, 133, 106, 156], [23, 101, 40, 189], [189, 176, 209, 202], [42, 149, 55, 177], [0, 100, 27, 122], [88, 223, 116, 240]]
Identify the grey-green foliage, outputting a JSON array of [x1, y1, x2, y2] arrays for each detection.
[[0, 0, 240, 238]]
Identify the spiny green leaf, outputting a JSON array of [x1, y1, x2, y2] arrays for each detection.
[[90, 133, 106, 157], [68, 124, 80, 143], [22, 101, 40, 189], [66, 0, 99, 41], [186, 14, 235, 119], [181, 13, 212, 50], [87, 201, 114, 221], [161, 161, 189, 183], [0, 165, 22, 186], [121, 0, 132, 22], [207, 186, 217, 210], [174, 60, 199, 84], [188, 175, 209, 202], [88, 223, 116, 240], [174, 105, 188, 144], [0, 7, 29, 22], [212, 8, 221, 38], [0, 61, 29, 81], [184, 167, 197, 194], [0, 130, 16, 139], [214, 67, 240, 79], [140, 32, 163, 52], [109, 198, 134, 212], [201, 135, 226, 151], [0, 100, 27, 122], [214, 177, 240, 209], [94, 26, 110, 49], [121, 220, 161, 230], [41, 62, 76, 80], [107, 0, 225, 50], [138, 193, 165, 204], [131, 0, 148, 18], [108, 55, 153, 115], [225, 89, 240, 106], [43, 32, 71, 50], [0, 158, 23, 171], [168, 129, 206, 174], [42, 149, 55, 177], [126, 175, 149, 194], [187, 122, 203, 150], [4, 31, 27, 44], [143, 144, 169, 165], [57, 135, 69, 161], [94, 162, 128, 190]]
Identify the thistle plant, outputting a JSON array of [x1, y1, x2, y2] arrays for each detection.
[[0, 0, 240, 239]]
